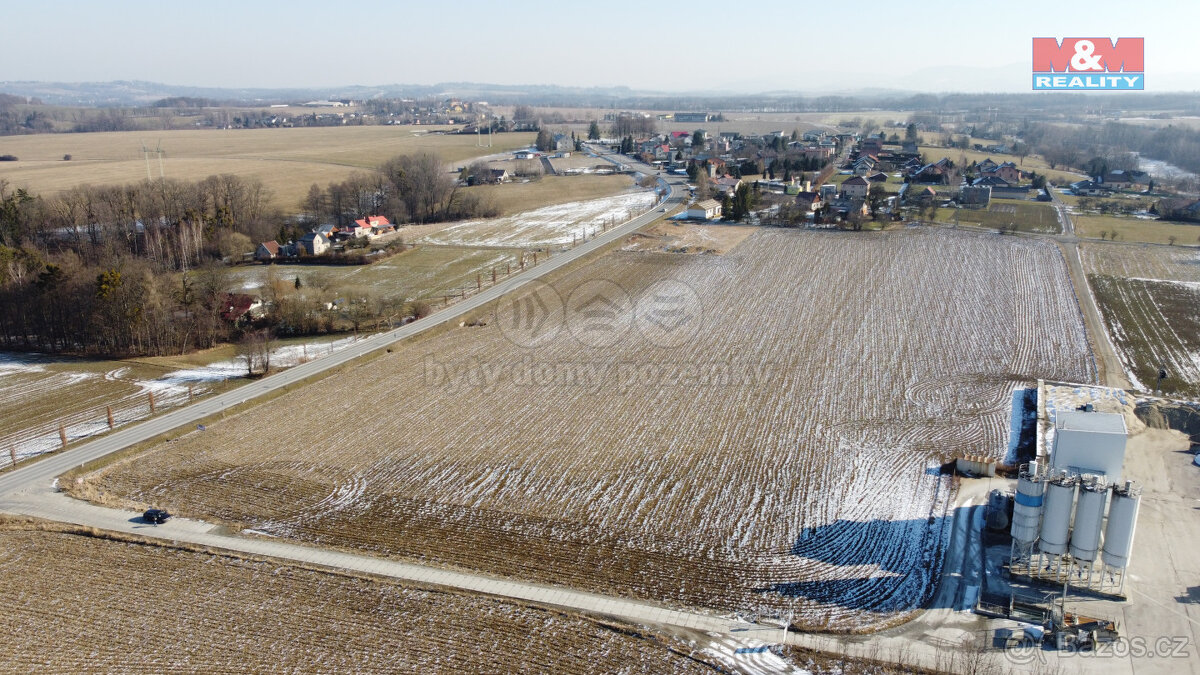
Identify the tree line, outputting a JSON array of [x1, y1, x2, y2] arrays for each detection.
[[0, 150, 487, 357]]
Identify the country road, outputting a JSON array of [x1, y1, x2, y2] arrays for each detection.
[[0, 148, 684, 499], [1047, 186, 1131, 389]]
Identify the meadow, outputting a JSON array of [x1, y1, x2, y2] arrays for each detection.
[[932, 201, 1061, 234], [0, 126, 535, 210]]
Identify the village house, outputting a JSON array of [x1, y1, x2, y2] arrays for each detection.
[[255, 240, 281, 262], [713, 176, 742, 197], [911, 158, 951, 184], [297, 231, 331, 256], [686, 199, 722, 220], [794, 191, 822, 213], [1102, 169, 1151, 190], [220, 293, 264, 324], [960, 185, 992, 208], [993, 162, 1021, 183], [840, 175, 870, 199], [860, 136, 884, 156], [1070, 179, 1110, 197], [827, 197, 868, 219], [355, 215, 394, 238], [852, 155, 877, 176]]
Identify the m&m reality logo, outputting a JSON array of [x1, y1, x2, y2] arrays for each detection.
[[1032, 38, 1144, 90]]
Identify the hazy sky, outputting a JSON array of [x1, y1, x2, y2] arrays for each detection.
[[4, 0, 1199, 93]]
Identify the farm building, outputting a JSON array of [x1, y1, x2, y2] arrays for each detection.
[[685, 199, 722, 220]]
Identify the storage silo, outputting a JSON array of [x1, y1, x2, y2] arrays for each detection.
[[1102, 481, 1141, 570], [1038, 473, 1076, 556], [1069, 476, 1108, 562], [1010, 462, 1045, 545]]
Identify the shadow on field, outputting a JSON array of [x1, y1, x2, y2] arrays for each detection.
[[754, 513, 957, 613]]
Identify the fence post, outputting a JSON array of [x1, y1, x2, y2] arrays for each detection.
[[476, 274, 481, 291], [106, 405, 114, 429], [491, 268, 496, 284], [59, 423, 68, 450], [188, 384, 194, 403], [148, 391, 156, 414], [9, 445, 16, 468]]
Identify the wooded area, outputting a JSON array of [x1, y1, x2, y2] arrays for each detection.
[[0, 151, 475, 357]]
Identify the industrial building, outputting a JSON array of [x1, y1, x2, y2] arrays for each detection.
[[1051, 411, 1128, 481], [1008, 407, 1139, 596]]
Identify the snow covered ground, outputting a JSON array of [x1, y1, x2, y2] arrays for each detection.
[[0, 336, 361, 462], [420, 191, 658, 248], [89, 228, 1096, 631]]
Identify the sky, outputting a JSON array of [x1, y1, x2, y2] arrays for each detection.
[[3, 0, 1199, 94]]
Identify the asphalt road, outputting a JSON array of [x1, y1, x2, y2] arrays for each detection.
[[0, 151, 687, 498]]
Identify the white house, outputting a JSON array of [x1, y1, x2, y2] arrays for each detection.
[[297, 232, 331, 256], [841, 175, 870, 199], [686, 199, 722, 220]]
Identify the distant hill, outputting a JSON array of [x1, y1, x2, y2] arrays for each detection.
[[0, 80, 652, 108]]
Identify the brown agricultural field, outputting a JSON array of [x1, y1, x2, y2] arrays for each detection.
[[0, 126, 535, 210], [0, 524, 716, 673], [1089, 274, 1200, 397], [1081, 243, 1200, 396], [81, 228, 1094, 632]]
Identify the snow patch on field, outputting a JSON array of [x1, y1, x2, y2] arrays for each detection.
[[421, 191, 658, 248], [0, 337, 360, 462]]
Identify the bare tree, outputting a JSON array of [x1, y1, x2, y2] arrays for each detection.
[[380, 153, 455, 223], [236, 329, 273, 376]]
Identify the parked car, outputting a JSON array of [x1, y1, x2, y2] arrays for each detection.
[[143, 508, 171, 524]]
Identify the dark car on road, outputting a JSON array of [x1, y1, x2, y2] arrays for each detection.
[[143, 508, 171, 524]]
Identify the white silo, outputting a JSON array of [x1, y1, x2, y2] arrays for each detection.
[[1102, 481, 1141, 570], [1010, 461, 1045, 546], [1038, 473, 1076, 556], [1069, 476, 1108, 562]]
